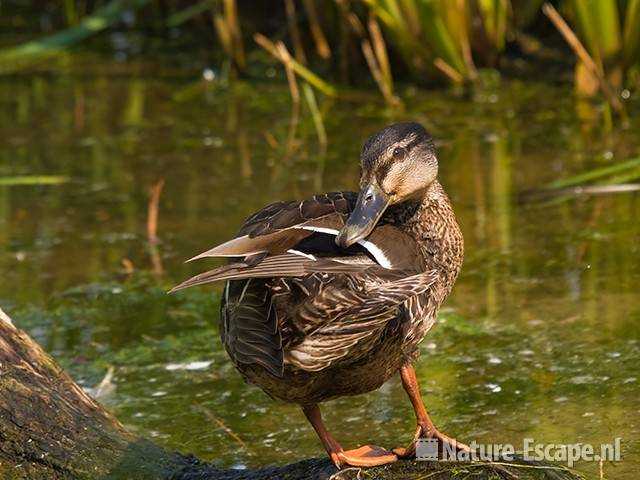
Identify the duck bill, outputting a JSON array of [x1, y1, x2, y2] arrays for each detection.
[[336, 183, 390, 249]]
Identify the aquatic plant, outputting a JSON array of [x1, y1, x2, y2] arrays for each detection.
[[568, 0, 640, 92], [543, 1, 639, 116], [0, 0, 151, 72], [1, 1, 639, 111]]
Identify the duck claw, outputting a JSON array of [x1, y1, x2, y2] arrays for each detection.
[[392, 423, 473, 460]]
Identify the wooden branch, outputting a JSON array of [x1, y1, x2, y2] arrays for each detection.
[[0, 307, 583, 479]]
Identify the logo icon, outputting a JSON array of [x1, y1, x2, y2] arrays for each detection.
[[416, 438, 439, 461]]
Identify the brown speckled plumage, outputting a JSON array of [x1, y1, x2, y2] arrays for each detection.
[[227, 178, 463, 404], [174, 121, 463, 425]]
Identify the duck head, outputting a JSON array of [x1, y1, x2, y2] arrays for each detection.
[[336, 122, 438, 249]]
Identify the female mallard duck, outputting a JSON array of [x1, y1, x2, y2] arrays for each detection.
[[173, 122, 469, 468]]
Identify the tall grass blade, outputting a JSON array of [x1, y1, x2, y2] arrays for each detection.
[[224, 0, 246, 69], [544, 156, 640, 190], [346, 12, 399, 105], [285, 0, 308, 64], [166, 0, 212, 28], [302, 0, 331, 59], [362, 0, 432, 76], [0, 0, 151, 73], [433, 57, 464, 83], [571, 0, 623, 92], [454, 0, 477, 77], [542, 3, 625, 114], [0, 176, 70, 186], [254, 33, 338, 97], [368, 15, 393, 96], [361, 38, 395, 104], [623, 0, 640, 67], [362, 0, 397, 29], [212, 6, 233, 60], [415, 0, 466, 75], [277, 42, 301, 151], [302, 83, 327, 147], [366, 0, 470, 81], [572, 0, 621, 63], [477, 0, 509, 52]]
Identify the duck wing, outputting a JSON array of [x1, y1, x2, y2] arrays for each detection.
[[173, 190, 420, 289], [183, 192, 358, 262], [219, 268, 436, 378], [280, 269, 437, 371], [172, 192, 429, 377]]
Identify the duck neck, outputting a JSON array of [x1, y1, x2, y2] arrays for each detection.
[[388, 180, 464, 287]]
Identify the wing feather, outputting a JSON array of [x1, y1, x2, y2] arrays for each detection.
[[221, 279, 283, 377], [170, 252, 381, 292], [283, 270, 438, 370], [173, 190, 430, 377]]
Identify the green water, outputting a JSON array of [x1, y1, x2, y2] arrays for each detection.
[[1, 57, 639, 479]]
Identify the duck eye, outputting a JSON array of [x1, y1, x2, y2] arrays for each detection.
[[392, 147, 405, 159]]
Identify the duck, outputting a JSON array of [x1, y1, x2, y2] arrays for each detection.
[[172, 122, 470, 468]]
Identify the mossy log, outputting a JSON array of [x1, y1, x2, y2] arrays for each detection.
[[0, 307, 582, 480]]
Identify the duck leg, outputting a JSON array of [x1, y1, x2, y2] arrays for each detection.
[[302, 404, 397, 468], [392, 364, 473, 458]]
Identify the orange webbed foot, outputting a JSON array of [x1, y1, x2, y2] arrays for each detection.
[[331, 444, 398, 468]]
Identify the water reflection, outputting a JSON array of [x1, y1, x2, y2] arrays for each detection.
[[0, 57, 639, 479]]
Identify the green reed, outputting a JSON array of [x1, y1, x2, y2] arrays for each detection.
[[2, 0, 639, 111]]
